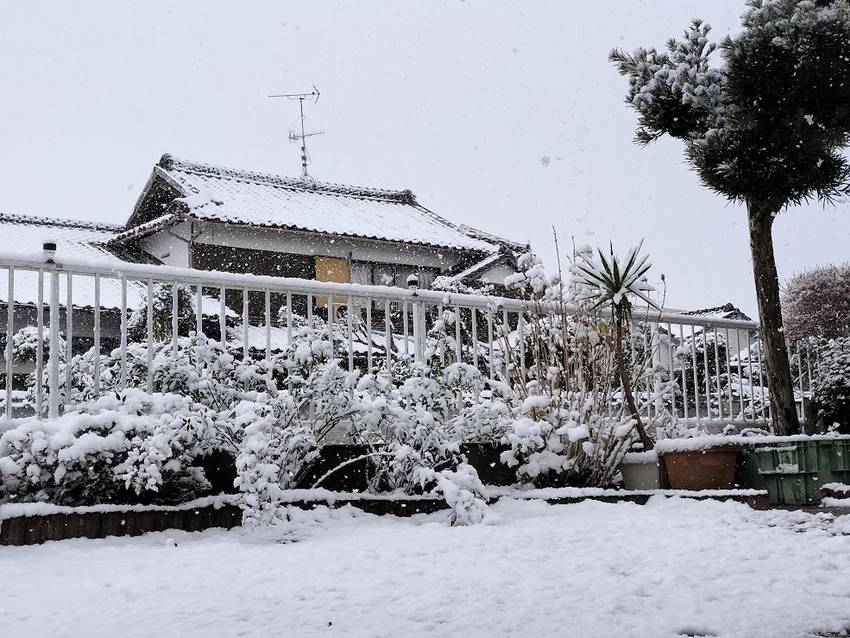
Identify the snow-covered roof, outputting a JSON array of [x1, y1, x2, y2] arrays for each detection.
[[682, 303, 752, 322], [111, 213, 182, 243], [0, 213, 145, 310], [137, 154, 498, 253]]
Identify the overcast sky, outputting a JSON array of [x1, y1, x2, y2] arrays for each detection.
[[1, 1, 847, 316]]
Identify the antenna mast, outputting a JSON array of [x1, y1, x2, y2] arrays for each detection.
[[268, 86, 323, 179]]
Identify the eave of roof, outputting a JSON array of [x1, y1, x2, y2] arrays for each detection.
[[110, 213, 183, 244]]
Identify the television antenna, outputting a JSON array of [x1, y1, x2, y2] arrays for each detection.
[[268, 86, 324, 179]]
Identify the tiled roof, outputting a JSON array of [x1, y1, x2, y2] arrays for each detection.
[[0, 212, 121, 234], [0, 213, 145, 309], [111, 213, 182, 243], [152, 154, 497, 253], [682, 303, 752, 322]]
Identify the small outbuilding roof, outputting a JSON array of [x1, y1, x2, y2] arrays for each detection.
[[682, 303, 752, 322]]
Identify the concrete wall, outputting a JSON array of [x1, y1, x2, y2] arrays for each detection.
[[138, 221, 191, 267]]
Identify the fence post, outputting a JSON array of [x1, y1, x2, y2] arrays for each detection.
[[411, 299, 425, 363], [5, 266, 14, 420], [407, 274, 425, 363], [48, 264, 60, 419]]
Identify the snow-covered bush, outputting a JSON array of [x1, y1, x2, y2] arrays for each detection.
[[26, 341, 149, 413], [433, 463, 489, 526], [154, 334, 276, 413], [233, 397, 319, 526], [234, 360, 493, 524], [0, 389, 218, 506], [813, 337, 850, 431], [273, 307, 344, 387], [374, 364, 463, 491], [783, 264, 850, 341], [498, 248, 669, 487], [8, 325, 66, 364], [28, 333, 273, 419], [313, 363, 462, 495]]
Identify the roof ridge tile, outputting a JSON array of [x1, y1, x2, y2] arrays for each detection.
[[0, 212, 121, 233], [159, 153, 417, 205]]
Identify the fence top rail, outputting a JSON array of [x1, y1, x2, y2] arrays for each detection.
[[0, 252, 760, 331]]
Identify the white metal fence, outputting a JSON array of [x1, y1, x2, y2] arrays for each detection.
[[0, 253, 817, 427]]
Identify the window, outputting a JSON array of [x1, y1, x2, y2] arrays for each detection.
[[362, 262, 438, 289]]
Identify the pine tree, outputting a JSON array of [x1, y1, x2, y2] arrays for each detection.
[[128, 283, 196, 343], [610, 0, 850, 434]]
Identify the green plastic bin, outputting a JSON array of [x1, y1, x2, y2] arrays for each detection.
[[754, 440, 838, 506], [831, 439, 850, 472]]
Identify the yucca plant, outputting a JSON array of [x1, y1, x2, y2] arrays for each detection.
[[571, 241, 658, 449]]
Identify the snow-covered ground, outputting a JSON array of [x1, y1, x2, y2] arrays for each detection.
[[3, 497, 850, 638]]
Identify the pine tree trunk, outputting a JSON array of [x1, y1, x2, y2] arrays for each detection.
[[747, 200, 800, 435], [615, 313, 654, 450]]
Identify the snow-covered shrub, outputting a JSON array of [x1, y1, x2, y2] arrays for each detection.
[[27, 341, 150, 414], [154, 334, 276, 413], [456, 392, 512, 444], [670, 329, 730, 415], [433, 463, 489, 526], [272, 308, 344, 387], [498, 249, 668, 487], [29, 333, 274, 421], [783, 264, 850, 341], [289, 361, 498, 508], [813, 337, 850, 431], [234, 361, 468, 522], [233, 397, 319, 526], [8, 325, 66, 364], [333, 364, 464, 494], [234, 358, 365, 524], [0, 389, 218, 505]]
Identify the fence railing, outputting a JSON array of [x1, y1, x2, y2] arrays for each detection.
[[0, 252, 816, 428]]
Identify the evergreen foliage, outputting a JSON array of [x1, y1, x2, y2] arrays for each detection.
[[782, 263, 850, 340], [812, 337, 850, 431], [610, 0, 850, 433], [128, 283, 196, 343]]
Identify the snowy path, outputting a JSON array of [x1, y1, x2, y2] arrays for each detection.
[[2, 497, 850, 638]]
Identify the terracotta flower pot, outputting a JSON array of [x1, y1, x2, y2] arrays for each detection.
[[662, 446, 738, 491]]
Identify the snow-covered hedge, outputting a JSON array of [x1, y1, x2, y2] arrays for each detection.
[[1, 324, 501, 524], [813, 337, 850, 430], [0, 389, 219, 505], [782, 264, 850, 341], [234, 358, 499, 526]]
